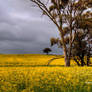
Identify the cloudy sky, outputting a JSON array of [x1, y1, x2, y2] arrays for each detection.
[[0, 0, 62, 54]]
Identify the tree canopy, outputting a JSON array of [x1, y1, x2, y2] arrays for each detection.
[[30, 0, 92, 66], [43, 48, 52, 55]]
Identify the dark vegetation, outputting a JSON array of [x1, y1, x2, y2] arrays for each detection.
[[71, 31, 92, 66], [43, 48, 52, 55]]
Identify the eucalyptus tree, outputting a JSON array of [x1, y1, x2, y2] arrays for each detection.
[[29, 0, 92, 66]]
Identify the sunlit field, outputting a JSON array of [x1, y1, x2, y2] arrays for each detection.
[[0, 54, 65, 67], [0, 54, 92, 92]]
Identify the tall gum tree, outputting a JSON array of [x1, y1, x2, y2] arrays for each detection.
[[29, 0, 92, 66]]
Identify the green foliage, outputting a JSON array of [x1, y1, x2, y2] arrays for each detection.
[[71, 31, 92, 66], [50, 38, 59, 46], [49, 5, 57, 12]]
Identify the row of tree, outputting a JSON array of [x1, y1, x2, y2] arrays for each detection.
[[30, 0, 92, 66]]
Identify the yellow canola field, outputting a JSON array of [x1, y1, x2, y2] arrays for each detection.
[[0, 54, 65, 66], [0, 54, 92, 92]]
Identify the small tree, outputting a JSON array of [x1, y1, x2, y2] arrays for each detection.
[[43, 48, 52, 55]]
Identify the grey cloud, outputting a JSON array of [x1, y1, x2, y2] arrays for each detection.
[[0, 0, 62, 54]]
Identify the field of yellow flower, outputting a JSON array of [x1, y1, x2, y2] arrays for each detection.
[[0, 54, 92, 92]]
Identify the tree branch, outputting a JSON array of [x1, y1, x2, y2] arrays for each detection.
[[30, 0, 60, 29]]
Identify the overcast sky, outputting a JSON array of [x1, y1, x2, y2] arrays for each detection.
[[0, 0, 62, 54]]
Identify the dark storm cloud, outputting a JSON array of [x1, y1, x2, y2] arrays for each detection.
[[0, 0, 62, 54]]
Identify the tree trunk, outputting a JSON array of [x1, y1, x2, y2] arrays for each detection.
[[87, 56, 90, 66], [74, 58, 80, 66], [80, 54, 85, 66], [59, 28, 70, 66], [65, 58, 70, 66], [81, 59, 84, 66], [64, 50, 70, 66]]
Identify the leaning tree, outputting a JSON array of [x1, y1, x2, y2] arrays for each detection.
[[29, 0, 92, 66]]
